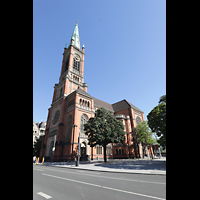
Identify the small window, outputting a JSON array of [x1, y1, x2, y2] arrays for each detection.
[[96, 146, 102, 155], [106, 147, 112, 155], [116, 149, 118, 154], [121, 149, 124, 154]]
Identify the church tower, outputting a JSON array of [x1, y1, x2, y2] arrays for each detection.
[[40, 21, 91, 162], [52, 21, 87, 103]]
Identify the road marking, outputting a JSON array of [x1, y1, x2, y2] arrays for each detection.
[[42, 167, 165, 185], [42, 173, 165, 200], [33, 168, 44, 171], [37, 192, 52, 199]]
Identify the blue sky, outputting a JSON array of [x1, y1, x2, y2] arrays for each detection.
[[33, 0, 166, 123]]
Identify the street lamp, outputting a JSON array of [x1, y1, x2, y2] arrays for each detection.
[[71, 125, 77, 156], [77, 129, 81, 166]]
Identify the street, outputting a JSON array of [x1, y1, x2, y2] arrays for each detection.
[[33, 164, 166, 200]]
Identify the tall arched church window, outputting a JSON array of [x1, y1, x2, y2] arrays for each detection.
[[136, 116, 142, 126], [80, 114, 88, 134], [66, 115, 72, 142], [64, 56, 69, 71]]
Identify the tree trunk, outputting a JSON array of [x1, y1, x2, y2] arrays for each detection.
[[103, 145, 107, 162], [142, 146, 146, 158], [134, 142, 138, 158]]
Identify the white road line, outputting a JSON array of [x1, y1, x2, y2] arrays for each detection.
[[37, 192, 52, 199], [33, 168, 44, 171], [42, 173, 165, 200], [42, 167, 165, 185]]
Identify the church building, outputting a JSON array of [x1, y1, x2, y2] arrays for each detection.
[[40, 22, 154, 161]]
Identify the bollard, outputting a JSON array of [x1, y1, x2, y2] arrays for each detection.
[[42, 157, 44, 165]]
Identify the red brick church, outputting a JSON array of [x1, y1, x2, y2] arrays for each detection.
[[40, 22, 154, 161]]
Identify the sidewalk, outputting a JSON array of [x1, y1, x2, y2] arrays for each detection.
[[43, 157, 166, 175]]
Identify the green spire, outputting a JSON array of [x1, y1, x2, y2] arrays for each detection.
[[70, 21, 80, 49]]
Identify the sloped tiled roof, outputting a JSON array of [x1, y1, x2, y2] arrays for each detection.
[[112, 99, 143, 113], [126, 100, 143, 113], [93, 97, 114, 112], [73, 88, 143, 113], [68, 88, 93, 99], [75, 88, 93, 98]]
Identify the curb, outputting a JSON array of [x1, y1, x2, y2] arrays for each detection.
[[42, 163, 166, 176]]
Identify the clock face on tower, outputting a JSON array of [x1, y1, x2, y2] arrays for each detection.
[[75, 55, 80, 62]]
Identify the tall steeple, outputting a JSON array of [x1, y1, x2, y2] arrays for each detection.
[[55, 21, 87, 99], [70, 21, 80, 49]]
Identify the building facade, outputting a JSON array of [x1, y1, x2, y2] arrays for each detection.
[[33, 121, 46, 144], [40, 22, 154, 161]]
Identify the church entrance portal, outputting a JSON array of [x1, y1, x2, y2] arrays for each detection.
[[80, 142, 87, 161]]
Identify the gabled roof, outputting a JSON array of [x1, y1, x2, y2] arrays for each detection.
[[112, 99, 143, 113], [75, 88, 93, 98]]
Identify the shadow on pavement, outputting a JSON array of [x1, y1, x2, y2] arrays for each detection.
[[93, 160, 166, 171]]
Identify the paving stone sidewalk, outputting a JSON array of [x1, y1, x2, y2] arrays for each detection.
[[43, 157, 166, 175]]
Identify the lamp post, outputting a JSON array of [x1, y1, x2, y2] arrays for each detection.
[[76, 129, 81, 166], [71, 125, 77, 156]]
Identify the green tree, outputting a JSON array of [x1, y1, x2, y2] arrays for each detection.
[[147, 95, 166, 148], [33, 135, 44, 157], [84, 108, 126, 162], [132, 121, 156, 158]]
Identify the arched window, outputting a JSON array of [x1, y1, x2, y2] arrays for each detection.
[[80, 99, 82, 104], [80, 114, 88, 134], [64, 56, 69, 71], [66, 115, 72, 142], [136, 116, 142, 126], [73, 58, 80, 71]]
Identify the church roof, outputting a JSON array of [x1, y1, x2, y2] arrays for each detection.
[[71, 89, 143, 113], [75, 88, 93, 98], [93, 97, 114, 112], [112, 99, 143, 113]]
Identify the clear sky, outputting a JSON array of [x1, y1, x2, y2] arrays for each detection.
[[33, 0, 166, 123]]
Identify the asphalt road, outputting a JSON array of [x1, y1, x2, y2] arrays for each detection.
[[33, 164, 166, 200]]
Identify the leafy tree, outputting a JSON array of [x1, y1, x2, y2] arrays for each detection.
[[84, 108, 126, 162], [132, 121, 156, 158], [131, 127, 140, 158], [147, 95, 166, 148], [33, 135, 44, 157]]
